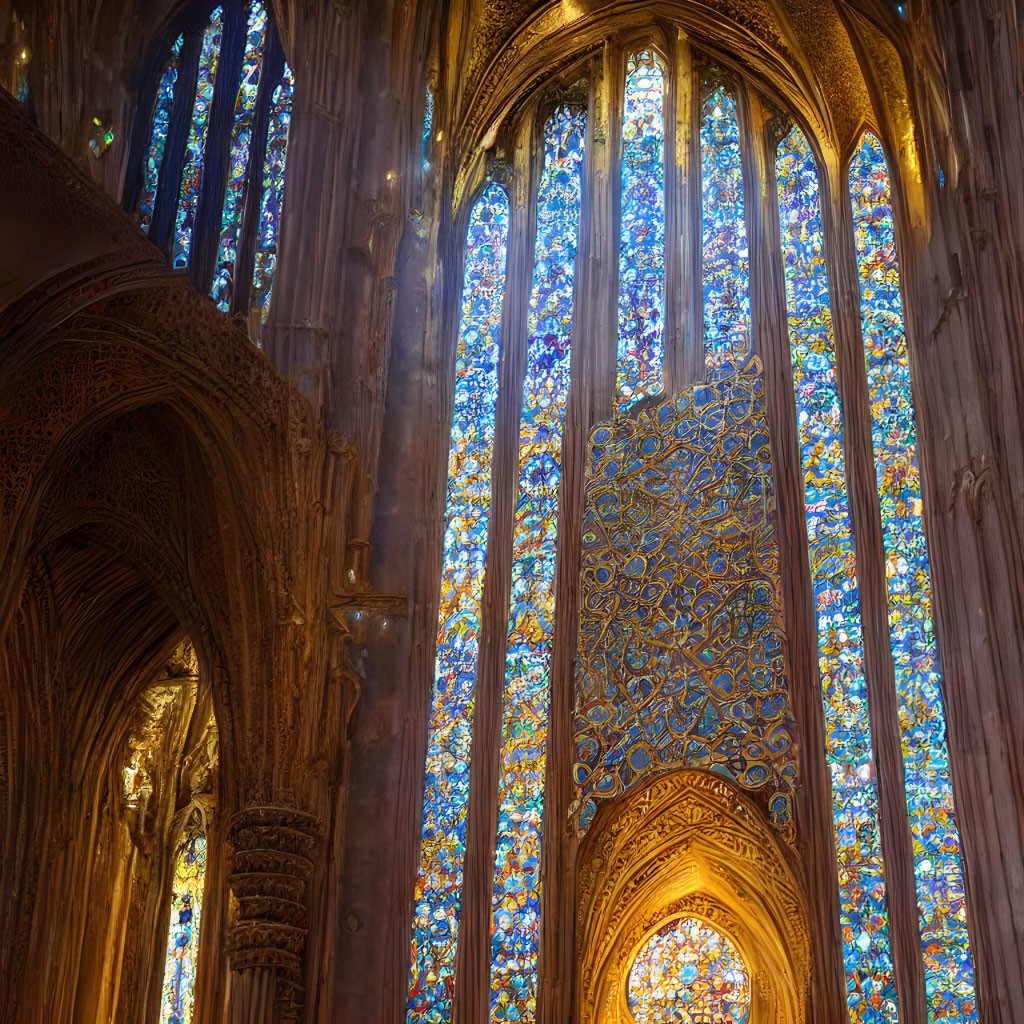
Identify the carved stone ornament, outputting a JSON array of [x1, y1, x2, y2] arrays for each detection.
[[576, 769, 809, 1024], [227, 806, 320, 1020]]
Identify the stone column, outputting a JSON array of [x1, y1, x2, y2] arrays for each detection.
[[227, 806, 319, 1024]]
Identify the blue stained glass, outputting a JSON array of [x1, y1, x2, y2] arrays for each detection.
[[701, 85, 750, 373], [616, 50, 666, 411], [407, 182, 511, 1024], [850, 131, 977, 1023], [572, 358, 797, 837], [173, 7, 223, 268], [212, 1, 268, 311], [252, 61, 294, 318], [423, 86, 434, 172], [159, 830, 206, 1024], [777, 126, 897, 1023], [489, 104, 586, 1024], [139, 35, 183, 232], [629, 918, 751, 1024]]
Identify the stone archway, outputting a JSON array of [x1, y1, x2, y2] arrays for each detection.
[[576, 769, 809, 1024]]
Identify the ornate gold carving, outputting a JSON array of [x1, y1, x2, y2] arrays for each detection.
[[576, 770, 809, 1024]]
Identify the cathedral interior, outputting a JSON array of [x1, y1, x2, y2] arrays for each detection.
[[1, 1, 1022, 1022]]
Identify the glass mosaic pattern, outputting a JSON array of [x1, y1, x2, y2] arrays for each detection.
[[173, 7, 223, 268], [407, 182, 511, 1024], [212, 2, 268, 311], [777, 127, 897, 1023], [850, 131, 977, 1023], [701, 85, 750, 373], [616, 50, 666, 411], [573, 358, 797, 836], [423, 86, 434, 172], [136, 3, 290, 312], [159, 830, 206, 1024], [252, 61, 294, 317], [628, 917, 751, 1024], [489, 105, 585, 1023], [139, 35, 183, 232]]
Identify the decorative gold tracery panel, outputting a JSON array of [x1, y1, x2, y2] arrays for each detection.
[[573, 359, 798, 838]]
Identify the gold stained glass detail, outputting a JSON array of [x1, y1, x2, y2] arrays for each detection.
[[572, 359, 797, 837]]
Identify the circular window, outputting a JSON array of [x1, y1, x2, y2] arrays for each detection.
[[627, 916, 751, 1023]]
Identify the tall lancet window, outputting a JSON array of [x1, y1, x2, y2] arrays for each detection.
[[212, 1, 269, 300], [849, 132, 977, 1022], [408, 183, 510, 1024], [159, 822, 207, 1024], [126, 0, 294, 318], [139, 35, 183, 232], [173, 7, 224, 268], [701, 84, 749, 372], [490, 103, 586, 1022], [777, 127, 897, 1022], [616, 50, 666, 410]]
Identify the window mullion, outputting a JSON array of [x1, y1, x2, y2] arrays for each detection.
[[190, 0, 246, 294], [665, 29, 699, 393], [826, 143, 929, 1024], [150, 26, 204, 257], [748, 100, 851, 1020], [588, 39, 623, 424], [452, 134, 538, 1024]]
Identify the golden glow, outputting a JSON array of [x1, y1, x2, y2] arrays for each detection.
[[576, 771, 809, 1024]]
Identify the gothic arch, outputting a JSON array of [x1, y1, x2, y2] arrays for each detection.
[[576, 770, 809, 1024]]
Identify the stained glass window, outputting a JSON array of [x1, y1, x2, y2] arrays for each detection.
[[423, 86, 434, 172], [616, 50, 666, 411], [572, 358, 797, 836], [777, 126, 897, 1023], [489, 104, 585, 1024], [15, 48, 30, 104], [173, 7, 223, 269], [251, 60, 294, 317], [628, 917, 751, 1024], [701, 84, 750, 373], [212, 2, 269, 310], [132, 1, 293, 318], [139, 36, 183, 232], [159, 828, 207, 1024], [849, 131, 977, 1022], [407, 182, 510, 1024], [409, 53, 981, 1024]]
